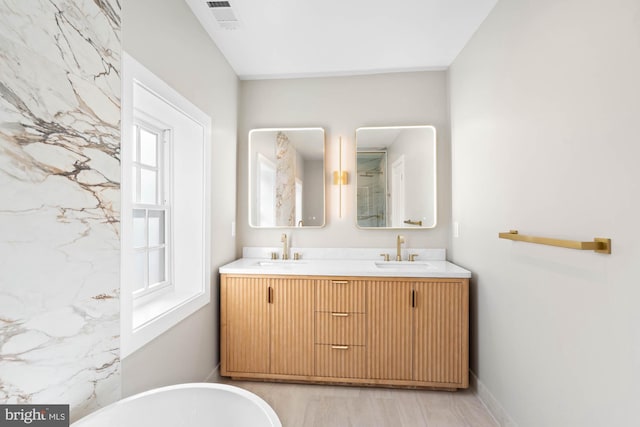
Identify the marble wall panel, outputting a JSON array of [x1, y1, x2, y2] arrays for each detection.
[[0, 0, 121, 420], [275, 131, 295, 226]]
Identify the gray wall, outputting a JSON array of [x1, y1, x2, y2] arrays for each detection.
[[449, 0, 640, 425], [121, 0, 238, 396], [238, 72, 451, 251]]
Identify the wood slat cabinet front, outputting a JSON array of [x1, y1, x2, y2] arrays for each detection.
[[221, 274, 468, 389], [367, 278, 469, 388], [367, 280, 413, 381], [314, 278, 366, 378], [221, 275, 314, 378]]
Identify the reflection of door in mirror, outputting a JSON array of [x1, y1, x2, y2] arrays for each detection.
[[357, 152, 387, 227]]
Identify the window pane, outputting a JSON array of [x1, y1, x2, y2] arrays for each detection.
[[140, 169, 157, 204], [140, 128, 157, 166], [148, 210, 165, 247], [148, 248, 166, 285], [133, 209, 146, 248], [133, 251, 146, 293], [132, 167, 138, 202], [132, 125, 138, 162]]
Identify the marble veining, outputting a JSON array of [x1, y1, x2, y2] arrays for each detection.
[[0, 0, 121, 420], [275, 131, 295, 226]]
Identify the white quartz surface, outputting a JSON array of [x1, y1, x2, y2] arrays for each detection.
[[221, 248, 471, 278], [242, 247, 447, 261]]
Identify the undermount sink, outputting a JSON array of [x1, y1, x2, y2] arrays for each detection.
[[374, 261, 432, 270]]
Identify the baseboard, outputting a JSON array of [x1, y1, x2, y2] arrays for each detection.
[[470, 371, 518, 427], [205, 363, 221, 382]]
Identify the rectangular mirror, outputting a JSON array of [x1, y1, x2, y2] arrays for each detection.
[[356, 126, 436, 229], [249, 128, 325, 228]]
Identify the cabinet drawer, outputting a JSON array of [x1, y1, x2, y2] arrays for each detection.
[[316, 279, 365, 313], [315, 344, 365, 378], [315, 312, 365, 345]]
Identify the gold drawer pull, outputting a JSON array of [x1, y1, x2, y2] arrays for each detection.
[[331, 345, 349, 350], [331, 280, 348, 285], [331, 312, 349, 317]]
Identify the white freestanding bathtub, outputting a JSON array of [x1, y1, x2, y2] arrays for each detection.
[[72, 383, 281, 427]]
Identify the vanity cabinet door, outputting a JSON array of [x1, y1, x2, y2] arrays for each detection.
[[367, 280, 413, 380], [223, 275, 314, 377], [413, 280, 468, 386], [366, 278, 469, 388], [222, 276, 270, 374], [270, 277, 315, 376]]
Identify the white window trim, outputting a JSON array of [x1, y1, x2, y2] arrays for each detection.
[[121, 52, 211, 358]]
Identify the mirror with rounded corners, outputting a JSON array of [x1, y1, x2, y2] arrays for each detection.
[[356, 126, 436, 229], [249, 128, 325, 228]]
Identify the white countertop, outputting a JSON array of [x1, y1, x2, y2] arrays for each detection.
[[219, 248, 471, 279]]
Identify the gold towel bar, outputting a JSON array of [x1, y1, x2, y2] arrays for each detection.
[[498, 230, 611, 254]]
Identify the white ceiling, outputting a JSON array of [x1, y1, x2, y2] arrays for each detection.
[[184, 0, 498, 80]]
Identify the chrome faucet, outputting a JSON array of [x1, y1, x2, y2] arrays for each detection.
[[396, 235, 405, 261], [281, 233, 289, 260]]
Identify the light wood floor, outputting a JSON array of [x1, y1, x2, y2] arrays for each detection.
[[212, 375, 498, 427]]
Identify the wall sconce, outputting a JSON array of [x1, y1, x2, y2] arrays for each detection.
[[333, 137, 349, 185], [332, 171, 348, 185], [333, 137, 349, 217]]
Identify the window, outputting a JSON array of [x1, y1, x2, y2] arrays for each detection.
[[132, 122, 170, 297], [121, 52, 211, 358]]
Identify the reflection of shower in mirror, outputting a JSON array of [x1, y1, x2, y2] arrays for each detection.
[[357, 151, 387, 227], [355, 126, 437, 229]]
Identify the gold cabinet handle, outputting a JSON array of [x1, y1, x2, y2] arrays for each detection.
[[268, 286, 273, 304], [331, 312, 349, 317], [331, 345, 349, 350], [331, 280, 348, 285]]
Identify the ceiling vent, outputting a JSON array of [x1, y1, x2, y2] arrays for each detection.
[[206, 1, 240, 30]]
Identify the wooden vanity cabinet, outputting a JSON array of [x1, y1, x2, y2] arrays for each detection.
[[221, 274, 468, 390]]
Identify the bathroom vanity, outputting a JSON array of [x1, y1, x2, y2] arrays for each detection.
[[219, 249, 470, 390]]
